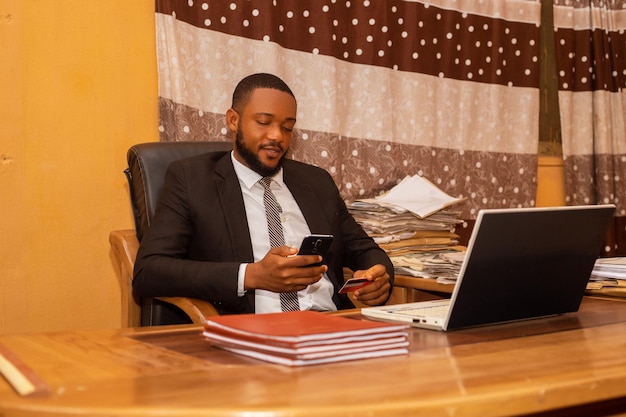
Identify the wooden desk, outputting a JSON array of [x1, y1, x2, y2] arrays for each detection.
[[2, 297, 626, 416]]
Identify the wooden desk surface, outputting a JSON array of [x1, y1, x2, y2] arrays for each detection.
[[1, 297, 626, 417]]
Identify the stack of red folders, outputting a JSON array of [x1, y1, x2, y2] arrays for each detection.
[[202, 310, 410, 366]]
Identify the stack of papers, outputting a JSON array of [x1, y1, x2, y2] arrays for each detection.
[[587, 257, 626, 296], [203, 311, 409, 366], [590, 257, 626, 281], [347, 175, 466, 280], [392, 251, 465, 284], [348, 204, 462, 235]]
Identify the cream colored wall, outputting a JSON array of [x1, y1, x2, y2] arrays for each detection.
[[0, 0, 158, 333]]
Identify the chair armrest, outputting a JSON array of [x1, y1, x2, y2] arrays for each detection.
[[109, 230, 141, 327], [155, 297, 219, 324], [109, 230, 220, 327]]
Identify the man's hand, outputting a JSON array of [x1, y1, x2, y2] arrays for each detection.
[[244, 246, 326, 293], [351, 264, 391, 306]]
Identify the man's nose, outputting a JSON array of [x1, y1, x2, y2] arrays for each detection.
[[267, 124, 282, 140]]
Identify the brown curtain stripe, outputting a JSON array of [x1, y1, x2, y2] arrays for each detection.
[[555, 27, 626, 93], [156, 0, 541, 88]]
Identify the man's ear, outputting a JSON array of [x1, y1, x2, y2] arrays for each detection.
[[225, 108, 239, 133]]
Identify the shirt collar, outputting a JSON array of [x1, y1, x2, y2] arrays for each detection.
[[230, 151, 285, 190]]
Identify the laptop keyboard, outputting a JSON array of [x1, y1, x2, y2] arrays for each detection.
[[394, 305, 449, 318]]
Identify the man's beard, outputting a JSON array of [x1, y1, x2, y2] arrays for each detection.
[[235, 128, 286, 177]]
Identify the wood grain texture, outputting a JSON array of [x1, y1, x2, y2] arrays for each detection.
[[0, 298, 626, 416]]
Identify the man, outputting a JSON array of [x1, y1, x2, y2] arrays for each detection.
[[133, 73, 393, 315]]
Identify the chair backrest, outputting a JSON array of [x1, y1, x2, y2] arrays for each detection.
[[125, 141, 233, 241]]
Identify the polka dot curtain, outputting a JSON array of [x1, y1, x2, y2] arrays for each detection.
[[552, 1, 626, 215], [155, 0, 623, 223]]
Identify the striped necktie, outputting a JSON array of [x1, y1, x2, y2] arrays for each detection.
[[259, 177, 300, 312]]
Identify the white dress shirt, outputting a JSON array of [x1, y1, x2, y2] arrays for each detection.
[[231, 153, 336, 313]]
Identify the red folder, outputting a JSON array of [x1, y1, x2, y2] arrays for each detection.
[[203, 311, 410, 366]]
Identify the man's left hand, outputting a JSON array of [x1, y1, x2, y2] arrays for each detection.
[[351, 264, 391, 306]]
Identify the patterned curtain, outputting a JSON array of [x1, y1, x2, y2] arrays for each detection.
[[553, 0, 626, 254], [156, 0, 543, 221]]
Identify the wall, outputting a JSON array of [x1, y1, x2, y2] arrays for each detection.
[[536, 156, 566, 207], [0, 0, 158, 333]]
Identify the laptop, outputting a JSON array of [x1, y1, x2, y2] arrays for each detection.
[[361, 204, 615, 331]]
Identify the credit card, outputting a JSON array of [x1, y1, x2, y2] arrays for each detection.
[[339, 278, 372, 293]]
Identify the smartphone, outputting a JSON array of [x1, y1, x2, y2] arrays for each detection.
[[297, 234, 333, 266]]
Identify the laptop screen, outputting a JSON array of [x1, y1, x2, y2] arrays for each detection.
[[445, 205, 615, 330]]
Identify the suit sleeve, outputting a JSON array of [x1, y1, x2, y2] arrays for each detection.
[[295, 165, 394, 306], [333, 182, 395, 292], [132, 161, 250, 314]]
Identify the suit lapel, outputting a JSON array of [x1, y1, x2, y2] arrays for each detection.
[[216, 157, 331, 239], [214, 155, 254, 262], [284, 164, 332, 234], [214, 154, 256, 312]]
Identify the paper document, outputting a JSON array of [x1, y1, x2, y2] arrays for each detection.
[[362, 175, 465, 218], [591, 257, 626, 280]]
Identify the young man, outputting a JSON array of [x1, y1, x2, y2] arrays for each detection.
[[133, 73, 393, 314]]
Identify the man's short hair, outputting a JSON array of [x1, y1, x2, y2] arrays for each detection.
[[231, 73, 296, 112]]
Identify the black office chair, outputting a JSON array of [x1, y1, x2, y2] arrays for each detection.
[[124, 140, 233, 326]]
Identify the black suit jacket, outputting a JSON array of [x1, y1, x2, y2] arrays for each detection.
[[133, 151, 394, 314]]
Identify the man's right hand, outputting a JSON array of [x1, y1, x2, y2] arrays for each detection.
[[244, 246, 326, 293]]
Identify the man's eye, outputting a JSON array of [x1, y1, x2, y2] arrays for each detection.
[[283, 126, 293, 132], [257, 120, 270, 125]]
